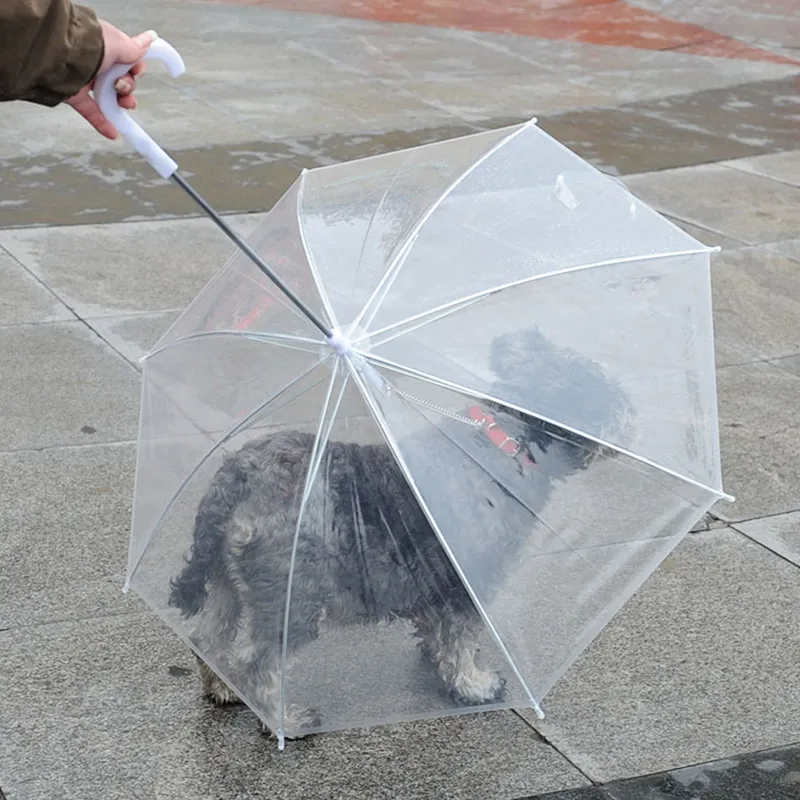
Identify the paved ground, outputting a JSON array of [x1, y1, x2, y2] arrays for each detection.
[[1, 0, 799, 798]]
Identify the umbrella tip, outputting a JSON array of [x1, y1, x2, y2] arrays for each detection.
[[327, 328, 351, 356]]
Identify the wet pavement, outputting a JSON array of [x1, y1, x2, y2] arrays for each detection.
[[0, 0, 799, 798]]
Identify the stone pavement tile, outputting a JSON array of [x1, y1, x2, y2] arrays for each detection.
[[0, 122, 478, 227], [544, 76, 800, 175], [0, 443, 136, 629], [684, 7, 800, 51], [313, 27, 546, 82], [767, 238, 800, 262], [0, 322, 140, 451], [541, 108, 760, 176], [622, 76, 800, 153], [521, 529, 800, 781], [722, 149, 800, 186], [772, 353, 800, 377], [0, 618, 587, 800], [0, 217, 248, 318], [89, 310, 181, 365], [196, 76, 465, 139], [733, 510, 800, 567], [0, 249, 72, 325], [714, 361, 800, 522], [711, 246, 800, 366], [526, 788, 610, 800], [662, 215, 745, 249], [395, 76, 622, 120], [0, 613, 205, 800], [675, 36, 800, 65], [0, 83, 260, 159], [490, 35, 799, 90], [604, 743, 800, 800], [690, 513, 728, 533], [624, 164, 800, 245]]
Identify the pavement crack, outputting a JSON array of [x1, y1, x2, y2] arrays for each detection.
[[512, 708, 601, 788]]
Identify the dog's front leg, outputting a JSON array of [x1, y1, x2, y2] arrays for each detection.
[[195, 654, 241, 706], [415, 610, 508, 706]]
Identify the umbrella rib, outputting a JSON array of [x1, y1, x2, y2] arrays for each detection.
[[348, 357, 544, 717], [125, 356, 332, 585], [349, 150, 414, 306], [296, 171, 340, 330], [352, 246, 712, 349], [348, 122, 532, 335], [278, 360, 346, 748], [397, 392, 598, 573], [361, 352, 728, 500], [144, 330, 322, 360]]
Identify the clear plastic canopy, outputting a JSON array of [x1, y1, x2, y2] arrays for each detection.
[[128, 121, 728, 746]]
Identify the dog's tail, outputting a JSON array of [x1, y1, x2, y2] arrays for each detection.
[[168, 453, 251, 618]]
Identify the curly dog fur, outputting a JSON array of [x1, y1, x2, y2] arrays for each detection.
[[167, 329, 633, 738]]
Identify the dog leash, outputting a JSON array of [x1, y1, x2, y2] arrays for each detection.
[[388, 387, 537, 469]]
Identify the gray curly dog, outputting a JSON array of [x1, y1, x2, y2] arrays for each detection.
[[168, 328, 633, 738]]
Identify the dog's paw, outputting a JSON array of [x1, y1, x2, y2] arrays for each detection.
[[205, 681, 241, 707], [450, 671, 508, 706], [285, 704, 323, 735], [196, 658, 242, 706], [259, 706, 322, 739]]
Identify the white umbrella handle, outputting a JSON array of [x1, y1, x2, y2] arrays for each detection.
[[94, 36, 186, 179]]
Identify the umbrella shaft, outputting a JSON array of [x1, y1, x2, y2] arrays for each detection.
[[171, 172, 332, 338]]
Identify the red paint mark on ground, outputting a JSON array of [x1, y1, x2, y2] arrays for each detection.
[[208, 0, 800, 65]]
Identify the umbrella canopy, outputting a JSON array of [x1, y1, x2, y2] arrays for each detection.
[[127, 121, 729, 746]]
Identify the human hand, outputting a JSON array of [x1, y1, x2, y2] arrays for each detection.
[[66, 24, 157, 139]]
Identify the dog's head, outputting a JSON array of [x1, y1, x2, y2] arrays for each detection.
[[487, 328, 634, 477]]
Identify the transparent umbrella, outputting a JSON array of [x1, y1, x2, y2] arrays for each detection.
[[101, 40, 731, 747]]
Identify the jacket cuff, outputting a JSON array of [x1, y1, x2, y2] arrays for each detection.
[[58, 4, 104, 99], [25, 3, 104, 106]]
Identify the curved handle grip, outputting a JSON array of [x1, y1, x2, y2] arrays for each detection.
[[94, 36, 186, 179]]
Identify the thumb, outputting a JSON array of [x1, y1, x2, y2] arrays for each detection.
[[115, 29, 158, 65]]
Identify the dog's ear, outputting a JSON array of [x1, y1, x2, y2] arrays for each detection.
[[490, 328, 550, 380]]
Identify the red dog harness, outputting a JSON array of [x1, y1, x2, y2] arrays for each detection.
[[468, 406, 537, 468]]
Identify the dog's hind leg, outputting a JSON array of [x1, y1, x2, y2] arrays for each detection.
[[239, 611, 324, 739], [196, 655, 241, 706], [414, 608, 507, 706]]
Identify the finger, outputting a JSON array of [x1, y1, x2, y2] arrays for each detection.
[[114, 76, 135, 95], [114, 29, 157, 65], [118, 94, 137, 110], [68, 94, 118, 140], [131, 61, 146, 78]]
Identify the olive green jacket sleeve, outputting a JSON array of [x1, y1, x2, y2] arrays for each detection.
[[0, 0, 103, 106]]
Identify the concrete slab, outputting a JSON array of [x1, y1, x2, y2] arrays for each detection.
[[663, 215, 746, 249], [711, 246, 800, 366], [543, 108, 761, 176], [522, 529, 800, 782], [0, 443, 136, 629], [715, 361, 800, 522], [723, 149, 800, 186], [733, 510, 800, 567], [767, 237, 800, 262], [625, 163, 800, 245], [89, 310, 181, 365], [0, 322, 140, 451], [0, 617, 588, 800], [604, 743, 800, 800], [0, 249, 72, 325], [529, 789, 608, 800], [0, 218, 245, 318], [393, 75, 621, 119], [772, 353, 800, 377]]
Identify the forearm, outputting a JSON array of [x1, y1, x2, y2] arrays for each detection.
[[0, 0, 103, 106]]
